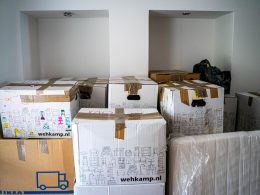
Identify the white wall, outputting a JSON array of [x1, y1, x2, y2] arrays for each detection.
[[214, 13, 233, 71], [0, 0, 21, 81], [38, 17, 110, 78], [0, 0, 259, 93], [109, 8, 149, 76], [149, 17, 215, 71], [20, 13, 40, 80], [231, 0, 260, 93]]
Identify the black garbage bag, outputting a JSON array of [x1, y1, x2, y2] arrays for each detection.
[[193, 59, 231, 94]]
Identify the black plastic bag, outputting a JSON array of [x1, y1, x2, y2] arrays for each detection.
[[193, 59, 231, 94]]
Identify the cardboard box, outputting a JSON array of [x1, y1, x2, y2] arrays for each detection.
[[160, 80, 224, 137], [72, 108, 166, 185], [77, 78, 108, 108], [0, 138, 75, 194], [0, 79, 79, 138], [108, 76, 158, 108], [224, 95, 237, 132], [149, 70, 200, 84], [168, 131, 260, 195], [236, 92, 260, 131], [74, 183, 165, 195]]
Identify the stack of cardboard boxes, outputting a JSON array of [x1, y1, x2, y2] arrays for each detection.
[[151, 70, 260, 195], [0, 79, 77, 193], [0, 72, 259, 195], [72, 76, 167, 195]]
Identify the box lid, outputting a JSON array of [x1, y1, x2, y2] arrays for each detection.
[[236, 92, 260, 99], [109, 76, 157, 85], [164, 80, 222, 90], [77, 77, 108, 87], [0, 79, 77, 96], [74, 108, 164, 122], [73, 108, 165, 140]]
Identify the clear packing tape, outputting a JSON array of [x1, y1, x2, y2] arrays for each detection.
[[168, 131, 260, 195]]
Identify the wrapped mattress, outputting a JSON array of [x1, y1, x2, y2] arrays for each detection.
[[168, 131, 260, 195]]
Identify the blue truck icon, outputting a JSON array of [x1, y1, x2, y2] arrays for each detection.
[[36, 171, 69, 190]]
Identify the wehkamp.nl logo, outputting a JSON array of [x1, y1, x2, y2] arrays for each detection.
[[120, 175, 162, 182], [38, 132, 70, 137]]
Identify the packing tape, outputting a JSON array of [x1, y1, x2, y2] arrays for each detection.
[[75, 109, 162, 140], [16, 140, 26, 161], [171, 73, 186, 81], [122, 76, 142, 95], [186, 80, 219, 99], [5, 78, 76, 96], [5, 79, 79, 103], [78, 77, 97, 99], [36, 78, 62, 95], [20, 95, 72, 103], [39, 140, 49, 154], [115, 108, 125, 140], [180, 89, 189, 106], [164, 80, 218, 106]]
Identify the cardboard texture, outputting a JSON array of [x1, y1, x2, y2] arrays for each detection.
[[224, 95, 237, 132], [72, 108, 166, 185], [108, 76, 158, 108], [0, 79, 79, 138], [77, 78, 108, 108], [0, 138, 75, 194], [236, 92, 260, 131], [149, 70, 200, 84], [160, 80, 224, 137], [168, 131, 260, 195], [74, 183, 165, 195]]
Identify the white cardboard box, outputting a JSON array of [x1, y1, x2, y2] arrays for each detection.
[[72, 108, 166, 185], [236, 92, 260, 131], [74, 183, 165, 195], [108, 76, 158, 108], [160, 80, 224, 137], [0, 79, 79, 138], [168, 131, 260, 195], [77, 78, 108, 108], [224, 95, 237, 132]]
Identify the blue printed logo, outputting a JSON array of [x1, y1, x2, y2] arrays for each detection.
[[36, 171, 69, 191]]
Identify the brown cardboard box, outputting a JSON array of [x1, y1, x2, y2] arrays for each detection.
[[0, 138, 74, 194], [149, 70, 200, 83]]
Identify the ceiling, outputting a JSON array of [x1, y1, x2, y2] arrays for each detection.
[[150, 10, 232, 19], [23, 10, 109, 18]]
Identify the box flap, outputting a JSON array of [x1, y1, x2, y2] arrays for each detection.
[[109, 76, 157, 85]]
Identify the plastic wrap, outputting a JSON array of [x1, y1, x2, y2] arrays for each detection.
[[168, 131, 260, 195]]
